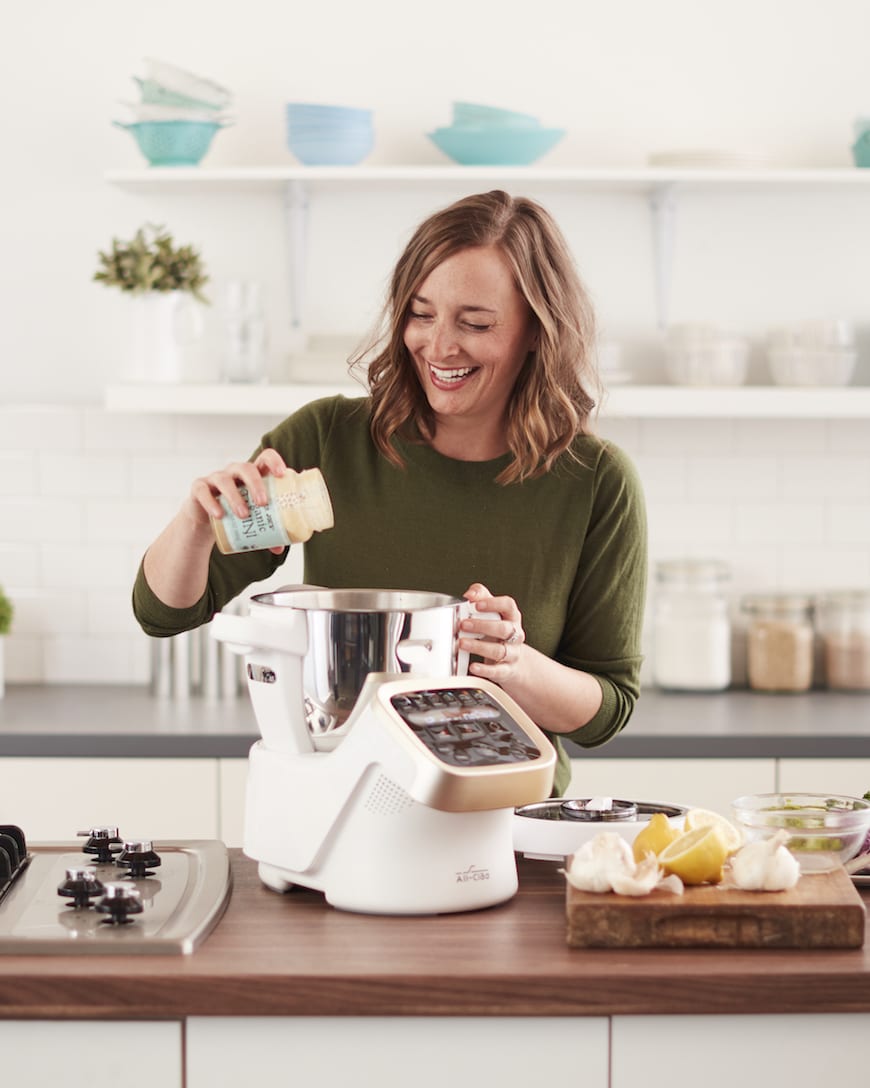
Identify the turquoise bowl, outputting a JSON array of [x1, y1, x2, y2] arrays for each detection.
[[451, 101, 540, 128], [852, 132, 870, 167], [114, 120, 224, 166], [427, 125, 565, 166]]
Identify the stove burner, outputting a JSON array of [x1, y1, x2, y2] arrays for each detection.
[[0, 824, 30, 906], [115, 840, 162, 879], [57, 867, 105, 910], [95, 883, 144, 925], [78, 826, 123, 864]]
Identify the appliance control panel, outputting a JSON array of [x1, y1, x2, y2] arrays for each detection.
[[390, 687, 543, 768]]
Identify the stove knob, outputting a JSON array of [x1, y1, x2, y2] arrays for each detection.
[[57, 866, 105, 910], [115, 840, 162, 879], [95, 882, 144, 925], [78, 826, 123, 864]]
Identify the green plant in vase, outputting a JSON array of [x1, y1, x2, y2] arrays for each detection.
[[93, 224, 209, 300], [0, 585, 13, 636], [94, 224, 211, 382]]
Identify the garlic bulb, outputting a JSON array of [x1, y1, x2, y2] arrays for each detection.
[[730, 829, 800, 891], [561, 831, 684, 897]]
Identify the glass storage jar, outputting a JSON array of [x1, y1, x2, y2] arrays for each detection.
[[653, 560, 731, 692], [741, 593, 814, 693], [816, 590, 870, 691]]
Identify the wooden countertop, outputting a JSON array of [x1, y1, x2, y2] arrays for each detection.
[[2, 852, 870, 1020]]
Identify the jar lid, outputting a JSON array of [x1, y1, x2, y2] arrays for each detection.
[[741, 592, 814, 616], [655, 559, 730, 584]]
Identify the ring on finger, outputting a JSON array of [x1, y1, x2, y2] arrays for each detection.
[[505, 624, 521, 645]]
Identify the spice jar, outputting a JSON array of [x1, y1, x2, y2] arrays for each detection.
[[741, 593, 814, 693], [816, 590, 870, 691], [211, 467, 334, 554], [652, 560, 732, 691]]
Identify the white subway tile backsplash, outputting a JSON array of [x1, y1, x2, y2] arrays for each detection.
[[639, 418, 735, 453], [83, 410, 174, 452], [0, 403, 866, 687], [10, 588, 88, 636], [780, 547, 870, 590], [734, 501, 827, 545], [4, 498, 84, 544], [0, 407, 83, 452], [734, 419, 827, 454], [687, 456, 778, 501], [84, 497, 180, 546], [0, 544, 41, 587], [647, 501, 733, 551], [40, 545, 134, 590], [0, 452, 39, 496], [128, 455, 219, 499], [780, 455, 870, 501], [827, 419, 870, 454], [828, 502, 870, 544], [42, 635, 140, 684], [38, 452, 128, 498]]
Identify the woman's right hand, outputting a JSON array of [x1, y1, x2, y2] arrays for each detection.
[[187, 450, 288, 551]]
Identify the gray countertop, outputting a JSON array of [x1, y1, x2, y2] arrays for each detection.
[[0, 684, 869, 760]]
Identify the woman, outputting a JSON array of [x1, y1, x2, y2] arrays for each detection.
[[133, 190, 647, 795]]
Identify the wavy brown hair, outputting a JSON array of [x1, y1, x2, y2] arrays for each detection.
[[351, 190, 600, 484]]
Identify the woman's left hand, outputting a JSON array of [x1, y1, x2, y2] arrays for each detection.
[[459, 582, 526, 681]]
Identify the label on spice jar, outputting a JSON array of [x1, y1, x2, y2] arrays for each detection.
[[215, 483, 291, 552]]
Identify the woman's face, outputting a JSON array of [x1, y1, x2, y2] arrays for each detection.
[[403, 245, 537, 434]]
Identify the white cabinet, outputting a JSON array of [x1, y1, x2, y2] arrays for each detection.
[[186, 1016, 609, 1088], [0, 1021, 182, 1088], [218, 758, 249, 847], [612, 1014, 870, 1088], [568, 757, 776, 818], [0, 757, 219, 840]]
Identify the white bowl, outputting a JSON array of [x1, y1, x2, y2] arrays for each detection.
[[767, 348, 856, 387], [666, 339, 749, 386]]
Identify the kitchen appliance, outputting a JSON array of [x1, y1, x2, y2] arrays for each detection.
[[0, 824, 231, 954], [513, 798, 688, 861], [212, 587, 556, 915]]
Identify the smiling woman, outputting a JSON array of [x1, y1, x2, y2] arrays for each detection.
[[133, 190, 647, 796]]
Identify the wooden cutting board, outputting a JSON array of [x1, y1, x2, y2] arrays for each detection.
[[566, 867, 866, 949]]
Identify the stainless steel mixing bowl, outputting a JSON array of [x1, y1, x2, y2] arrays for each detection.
[[248, 587, 473, 735]]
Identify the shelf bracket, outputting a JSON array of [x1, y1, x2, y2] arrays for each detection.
[[649, 183, 677, 330], [283, 180, 309, 348]]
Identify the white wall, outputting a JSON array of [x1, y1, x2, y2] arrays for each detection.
[[2, 0, 870, 684]]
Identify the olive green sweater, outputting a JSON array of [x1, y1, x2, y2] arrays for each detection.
[[133, 396, 648, 795]]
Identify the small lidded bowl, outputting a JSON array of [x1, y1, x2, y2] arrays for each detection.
[[731, 792, 870, 874]]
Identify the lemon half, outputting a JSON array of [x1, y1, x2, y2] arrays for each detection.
[[658, 826, 728, 885], [684, 808, 744, 854]]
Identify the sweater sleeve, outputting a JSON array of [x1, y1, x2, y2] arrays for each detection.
[[557, 441, 648, 749]]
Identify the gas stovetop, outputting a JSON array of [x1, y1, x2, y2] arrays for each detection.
[[0, 825, 232, 955]]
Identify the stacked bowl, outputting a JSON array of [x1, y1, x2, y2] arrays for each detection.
[[115, 59, 233, 166], [427, 101, 565, 166], [286, 103, 374, 166], [766, 319, 856, 386]]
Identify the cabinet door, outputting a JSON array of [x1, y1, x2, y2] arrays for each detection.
[[218, 758, 248, 847], [778, 758, 870, 797], [187, 1016, 608, 1088], [613, 1013, 870, 1087], [0, 1021, 181, 1087], [0, 758, 219, 841], [568, 758, 776, 818]]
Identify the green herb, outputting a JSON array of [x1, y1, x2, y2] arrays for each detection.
[[93, 224, 209, 302], [0, 586, 13, 636]]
